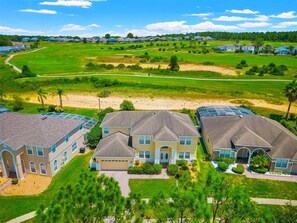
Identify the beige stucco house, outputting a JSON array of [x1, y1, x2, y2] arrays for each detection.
[[198, 106, 297, 175], [0, 112, 89, 180], [93, 111, 200, 170]]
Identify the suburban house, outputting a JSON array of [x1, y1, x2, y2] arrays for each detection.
[[276, 46, 291, 55], [213, 44, 237, 52], [242, 45, 255, 53], [197, 106, 297, 174], [0, 112, 97, 180], [92, 111, 200, 171]]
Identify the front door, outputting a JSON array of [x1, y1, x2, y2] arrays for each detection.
[[160, 152, 169, 163]]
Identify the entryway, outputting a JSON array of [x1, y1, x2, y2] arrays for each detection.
[[160, 152, 169, 163]]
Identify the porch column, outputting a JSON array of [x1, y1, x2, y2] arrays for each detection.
[[15, 155, 24, 180], [171, 147, 176, 164], [155, 147, 160, 164], [247, 152, 252, 164], [0, 154, 7, 178]]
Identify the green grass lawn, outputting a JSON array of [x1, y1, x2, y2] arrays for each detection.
[[129, 178, 177, 198], [0, 149, 94, 223]]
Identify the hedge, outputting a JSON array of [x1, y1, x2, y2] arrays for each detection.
[[215, 157, 235, 165], [232, 163, 244, 174], [128, 163, 162, 175], [250, 166, 268, 174], [218, 162, 229, 171], [167, 164, 179, 176]]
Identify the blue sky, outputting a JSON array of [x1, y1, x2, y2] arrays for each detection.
[[0, 0, 297, 36]]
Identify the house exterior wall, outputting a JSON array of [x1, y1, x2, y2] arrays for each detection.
[[291, 162, 297, 175], [201, 128, 214, 156]]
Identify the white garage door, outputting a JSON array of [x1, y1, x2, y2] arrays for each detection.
[[101, 159, 129, 170]]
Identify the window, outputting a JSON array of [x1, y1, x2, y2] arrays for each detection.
[[26, 146, 34, 156], [51, 144, 56, 153], [64, 151, 68, 163], [275, 159, 288, 169], [179, 152, 184, 159], [103, 127, 109, 134], [179, 152, 191, 159], [180, 137, 192, 146], [65, 134, 69, 143], [145, 151, 150, 158], [139, 151, 150, 158], [185, 152, 190, 159], [139, 151, 144, 158], [219, 149, 231, 158], [139, 136, 150, 145], [54, 160, 58, 172], [72, 142, 78, 152], [40, 163, 47, 175], [29, 161, 36, 173], [36, 147, 44, 157]]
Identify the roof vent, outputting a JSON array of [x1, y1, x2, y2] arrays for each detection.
[[41, 116, 47, 120]]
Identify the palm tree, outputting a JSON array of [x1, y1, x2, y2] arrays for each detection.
[[284, 80, 297, 120], [54, 88, 68, 107], [0, 89, 7, 104], [37, 88, 47, 108]]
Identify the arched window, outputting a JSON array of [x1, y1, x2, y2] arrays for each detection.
[[53, 160, 58, 172], [29, 161, 36, 173], [40, 163, 47, 175]]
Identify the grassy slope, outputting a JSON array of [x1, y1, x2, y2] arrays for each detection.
[[0, 152, 94, 223], [11, 41, 297, 77]]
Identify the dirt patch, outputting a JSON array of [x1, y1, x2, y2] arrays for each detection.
[[0, 174, 51, 196], [27, 94, 297, 114], [0, 177, 9, 187]]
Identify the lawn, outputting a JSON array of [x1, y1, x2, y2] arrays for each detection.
[[129, 178, 177, 198], [0, 145, 94, 223]]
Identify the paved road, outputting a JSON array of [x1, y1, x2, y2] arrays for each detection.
[[4, 47, 47, 73]]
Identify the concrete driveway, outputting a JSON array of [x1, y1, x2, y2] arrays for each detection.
[[100, 169, 169, 196]]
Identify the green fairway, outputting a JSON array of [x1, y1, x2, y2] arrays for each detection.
[[10, 41, 297, 78]]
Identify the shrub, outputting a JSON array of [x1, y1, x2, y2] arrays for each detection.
[[245, 70, 255, 75], [232, 164, 244, 174], [250, 166, 268, 174], [142, 162, 155, 174], [167, 164, 179, 176], [215, 157, 234, 165], [128, 163, 161, 174], [128, 166, 143, 174], [191, 160, 198, 167], [54, 106, 64, 113], [12, 95, 24, 111], [290, 113, 296, 120], [87, 123, 101, 149], [218, 162, 229, 171], [176, 159, 187, 166], [98, 90, 111, 98], [181, 164, 189, 171], [11, 178, 18, 185], [235, 64, 243, 69], [153, 164, 162, 174], [120, 100, 135, 111], [117, 64, 126, 69], [240, 60, 247, 65], [192, 167, 197, 172], [48, 104, 56, 112], [134, 160, 140, 166]]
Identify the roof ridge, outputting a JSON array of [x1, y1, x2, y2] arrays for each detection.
[[155, 125, 178, 139], [100, 112, 122, 127]]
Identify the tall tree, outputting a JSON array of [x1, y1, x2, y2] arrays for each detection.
[[169, 55, 179, 71], [105, 33, 111, 39], [37, 88, 47, 108], [284, 80, 297, 120], [127, 32, 134, 38], [54, 88, 68, 107]]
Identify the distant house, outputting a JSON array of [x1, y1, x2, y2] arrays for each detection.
[[242, 45, 255, 53], [107, 38, 118, 43], [30, 37, 39, 42], [276, 46, 291, 55], [92, 111, 199, 171], [197, 106, 297, 175], [0, 46, 12, 54], [22, 37, 30, 42], [0, 112, 97, 180], [293, 46, 297, 55], [213, 44, 236, 52]]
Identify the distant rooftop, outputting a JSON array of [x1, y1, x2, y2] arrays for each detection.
[[42, 112, 98, 130], [197, 106, 253, 118]]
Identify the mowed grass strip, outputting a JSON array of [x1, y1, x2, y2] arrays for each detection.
[[0, 152, 94, 223], [129, 179, 177, 198]]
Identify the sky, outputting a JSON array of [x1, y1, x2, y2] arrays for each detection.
[[0, 0, 297, 37]]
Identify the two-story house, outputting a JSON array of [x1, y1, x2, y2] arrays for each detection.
[[93, 111, 200, 171], [0, 112, 91, 180]]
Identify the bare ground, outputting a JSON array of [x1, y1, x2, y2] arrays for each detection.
[[27, 94, 296, 114], [0, 174, 51, 196]]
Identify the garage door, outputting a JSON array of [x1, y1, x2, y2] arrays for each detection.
[[101, 159, 129, 170]]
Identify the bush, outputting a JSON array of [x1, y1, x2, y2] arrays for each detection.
[[12, 95, 24, 111], [250, 166, 268, 174], [176, 159, 187, 166], [98, 90, 111, 98], [54, 106, 64, 113], [192, 167, 197, 172], [48, 104, 56, 112], [290, 113, 296, 120], [11, 178, 18, 185], [153, 164, 162, 174], [134, 160, 140, 166], [181, 164, 189, 171], [235, 64, 243, 69], [128, 163, 162, 174], [117, 64, 126, 69], [167, 164, 179, 176], [232, 164, 244, 174], [120, 100, 135, 111], [245, 70, 255, 75], [215, 157, 234, 165], [128, 166, 143, 174], [87, 123, 101, 149], [191, 160, 197, 167], [218, 162, 229, 171]]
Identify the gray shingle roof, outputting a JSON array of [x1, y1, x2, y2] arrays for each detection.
[[201, 115, 297, 160], [0, 112, 83, 149], [94, 132, 135, 157], [101, 111, 199, 139]]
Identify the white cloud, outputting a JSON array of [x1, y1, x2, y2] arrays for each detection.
[[270, 11, 297, 19], [238, 22, 270, 28], [254, 15, 269, 22], [40, 0, 97, 8], [213, 16, 248, 21], [226, 9, 259, 14], [60, 24, 86, 31], [0, 25, 44, 35], [146, 20, 240, 32], [184, 13, 212, 17], [19, 9, 57, 14], [116, 25, 123, 28], [88, 23, 100, 28], [272, 21, 297, 28]]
